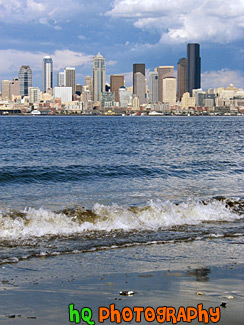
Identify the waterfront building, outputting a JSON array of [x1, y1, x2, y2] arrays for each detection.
[[158, 66, 174, 103], [187, 43, 201, 95], [149, 102, 170, 114], [57, 72, 65, 87], [64, 67, 76, 98], [110, 75, 124, 103], [29, 87, 41, 104], [216, 84, 244, 108], [9, 78, 20, 100], [93, 53, 105, 104], [163, 77, 176, 106], [18, 65, 32, 98], [54, 87, 72, 103], [149, 70, 158, 103], [1, 80, 11, 100], [42, 56, 53, 93], [177, 58, 187, 101]]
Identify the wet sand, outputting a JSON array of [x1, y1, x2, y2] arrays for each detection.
[[0, 240, 243, 324]]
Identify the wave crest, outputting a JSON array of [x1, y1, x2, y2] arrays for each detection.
[[0, 198, 243, 241]]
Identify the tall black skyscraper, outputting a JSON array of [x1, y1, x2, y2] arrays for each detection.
[[187, 43, 201, 95], [133, 63, 145, 94]]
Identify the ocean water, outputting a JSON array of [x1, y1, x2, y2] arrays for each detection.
[[0, 116, 243, 265]]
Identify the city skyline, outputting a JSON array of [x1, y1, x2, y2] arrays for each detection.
[[0, 0, 243, 90], [2, 44, 244, 105], [1, 48, 243, 114]]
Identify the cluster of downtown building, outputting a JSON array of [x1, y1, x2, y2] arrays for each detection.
[[1, 43, 244, 115]]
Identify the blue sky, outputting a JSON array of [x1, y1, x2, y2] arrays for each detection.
[[0, 0, 244, 90]]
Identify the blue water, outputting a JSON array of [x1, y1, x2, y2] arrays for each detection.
[[1, 116, 243, 209], [0, 116, 243, 264]]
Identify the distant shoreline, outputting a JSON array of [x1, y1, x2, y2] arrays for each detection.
[[1, 113, 244, 117]]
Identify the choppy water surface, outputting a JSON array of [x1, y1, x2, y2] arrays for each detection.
[[0, 116, 243, 264]]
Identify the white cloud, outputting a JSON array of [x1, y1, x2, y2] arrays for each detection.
[[53, 50, 93, 70], [0, 49, 93, 75], [107, 60, 117, 66], [106, 0, 244, 43], [0, 0, 84, 25], [78, 35, 87, 40], [202, 69, 244, 89], [54, 25, 62, 31]]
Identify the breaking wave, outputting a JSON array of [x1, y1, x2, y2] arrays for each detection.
[[0, 197, 243, 241]]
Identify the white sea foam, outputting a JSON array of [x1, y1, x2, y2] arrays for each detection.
[[0, 199, 242, 241]]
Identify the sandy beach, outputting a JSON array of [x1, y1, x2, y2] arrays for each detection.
[[1, 239, 243, 324]]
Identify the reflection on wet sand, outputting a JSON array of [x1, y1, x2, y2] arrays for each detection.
[[187, 267, 211, 282]]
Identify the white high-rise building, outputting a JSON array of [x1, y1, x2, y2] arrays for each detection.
[[163, 77, 176, 106], [158, 66, 174, 103], [54, 87, 72, 103], [29, 87, 41, 103], [149, 71, 158, 103], [42, 56, 53, 93], [57, 72, 65, 87], [119, 87, 132, 107], [93, 53, 105, 104]]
